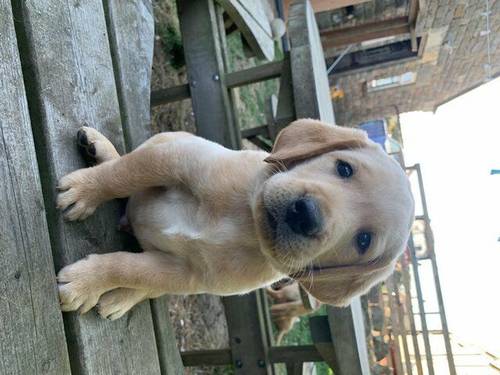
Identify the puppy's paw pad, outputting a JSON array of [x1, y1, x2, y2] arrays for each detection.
[[77, 126, 117, 164]]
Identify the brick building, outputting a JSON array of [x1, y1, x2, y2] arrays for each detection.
[[315, 0, 500, 126]]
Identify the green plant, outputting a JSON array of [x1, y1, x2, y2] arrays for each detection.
[[157, 23, 185, 69]]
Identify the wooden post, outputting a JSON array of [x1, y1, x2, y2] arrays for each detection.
[[327, 298, 371, 375], [177, 0, 240, 149], [222, 294, 271, 374]]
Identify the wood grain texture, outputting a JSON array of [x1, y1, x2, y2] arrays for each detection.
[[0, 2, 71, 373], [104, 0, 154, 150], [288, 0, 335, 123], [104, 2, 184, 373], [217, 0, 275, 61], [222, 294, 270, 374], [177, 0, 239, 149], [327, 298, 371, 375], [13, 1, 162, 373], [150, 296, 184, 374]]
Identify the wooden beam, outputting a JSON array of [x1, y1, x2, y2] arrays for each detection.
[[225, 60, 284, 88], [181, 349, 232, 366], [327, 298, 371, 375], [151, 84, 191, 107], [150, 60, 285, 107], [268, 346, 324, 363], [222, 293, 270, 374], [321, 17, 410, 48], [283, 0, 370, 19], [177, 0, 239, 148]]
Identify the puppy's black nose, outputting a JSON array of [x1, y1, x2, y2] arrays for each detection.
[[285, 197, 322, 237]]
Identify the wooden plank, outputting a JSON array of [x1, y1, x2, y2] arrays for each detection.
[[225, 60, 284, 88], [268, 346, 323, 363], [104, 0, 154, 150], [309, 316, 337, 368], [181, 349, 232, 366], [13, 1, 162, 373], [0, 2, 71, 374], [151, 84, 191, 107], [327, 298, 371, 375], [288, 0, 335, 123], [321, 17, 411, 48], [177, 0, 239, 149], [217, 0, 275, 61], [284, 0, 370, 18], [150, 298, 184, 375], [223, 294, 271, 374], [104, 2, 184, 373], [150, 60, 284, 107]]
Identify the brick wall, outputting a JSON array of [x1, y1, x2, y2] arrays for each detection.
[[321, 0, 500, 126]]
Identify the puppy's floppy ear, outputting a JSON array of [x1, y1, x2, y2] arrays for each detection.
[[297, 260, 395, 307], [264, 119, 369, 167]]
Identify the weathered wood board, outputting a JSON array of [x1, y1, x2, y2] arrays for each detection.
[[288, 0, 335, 124], [104, 2, 184, 373], [217, 0, 275, 61], [327, 298, 371, 375], [178, 0, 239, 148], [104, 0, 155, 150], [12, 0, 163, 373], [0, 2, 71, 374]]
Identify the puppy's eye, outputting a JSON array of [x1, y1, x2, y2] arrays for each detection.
[[336, 160, 353, 178], [356, 232, 372, 254]]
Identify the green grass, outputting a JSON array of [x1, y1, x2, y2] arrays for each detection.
[[271, 305, 334, 375], [157, 22, 185, 69], [225, 32, 282, 130]]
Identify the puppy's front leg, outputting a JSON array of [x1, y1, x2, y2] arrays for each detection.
[[58, 250, 199, 313], [57, 132, 222, 220]]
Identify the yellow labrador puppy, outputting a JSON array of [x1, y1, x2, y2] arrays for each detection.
[[56, 119, 414, 320], [267, 283, 321, 344]]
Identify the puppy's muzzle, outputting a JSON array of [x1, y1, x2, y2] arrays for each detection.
[[285, 197, 322, 237]]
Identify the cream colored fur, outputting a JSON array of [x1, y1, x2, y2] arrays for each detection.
[[56, 119, 414, 319]]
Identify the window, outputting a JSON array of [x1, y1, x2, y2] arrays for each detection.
[[326, 38, 422, 75], [367, 72, 417, 92]]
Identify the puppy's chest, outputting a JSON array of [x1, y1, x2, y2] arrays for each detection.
[[129, 188, 255, 251]]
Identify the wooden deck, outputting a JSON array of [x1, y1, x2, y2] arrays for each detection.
[[1, 1, 182, 373], [1, 0, 375, 374]]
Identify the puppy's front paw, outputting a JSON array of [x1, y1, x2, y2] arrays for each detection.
[[97, 288, 148, 321], [56, 168, 102, 221], [57, 255, 106, 314]]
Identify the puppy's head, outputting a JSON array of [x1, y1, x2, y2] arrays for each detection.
[[253, 119, 414, 306]]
